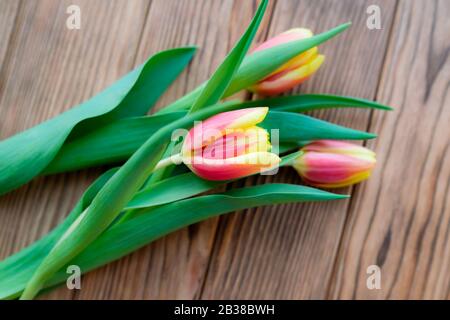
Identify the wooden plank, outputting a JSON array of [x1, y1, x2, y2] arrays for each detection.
[[0, 0, 20, 69], [0, 0, 151, 299], [200, 0, 397, 299], [329, 0, 450, 299], [75, 0, 277, 300]]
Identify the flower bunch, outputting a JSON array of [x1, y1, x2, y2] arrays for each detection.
[[0, 0, 391, 300]]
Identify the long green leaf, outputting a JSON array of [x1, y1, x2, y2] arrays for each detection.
[[1, 184, 346, 299], [46, 107, 375, 174], [44, 112, 186, 174], [262, 111, 376, 142], [161, 23, 351, 113], [0, 47, 197, 196], [127, 172, 218, 209], [0, 168, 116, 299], [190, 0, 268, 112], [237, 94, 393, 111]]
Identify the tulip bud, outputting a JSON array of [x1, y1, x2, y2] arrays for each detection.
[[181, 107, 281, 181], [249, 28, 325, 96], [293, 140, 376, 188]]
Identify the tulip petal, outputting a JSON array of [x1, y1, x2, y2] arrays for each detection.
[[183, 107, 269, 153], [251, 54, 324, 96], [187, 152, 281, 181], [294, 151, 376, 189], [181, 108, 279, 181], [201, 126, 270, 159], [252, 28, 317, 78], [302, 140, 376, 158], [302, 170, 373, 189], [271, 47, 318, 76], [252, 28, 313, 53]]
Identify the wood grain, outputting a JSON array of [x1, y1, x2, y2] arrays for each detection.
[[0, 0, 20, 69], [200, 0, 398, 299], [329, 0, 450, 299]]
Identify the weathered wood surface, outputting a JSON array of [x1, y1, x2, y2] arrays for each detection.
[[329, 0, 450, 299], [0, 0, 448, 299]]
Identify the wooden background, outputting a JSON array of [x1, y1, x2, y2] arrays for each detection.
[[0, 0, 449, 299]]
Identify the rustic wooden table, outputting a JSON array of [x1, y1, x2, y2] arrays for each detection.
[[0, 0, 449, 300]]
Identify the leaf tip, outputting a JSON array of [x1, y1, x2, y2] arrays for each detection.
[[350, 131, 378, 140], [336, 193, 351, 200], [336, 21, 352, 33], [319, 190, 350, 201], [368, 99, 393, 111], [180, 46, 199, 53]]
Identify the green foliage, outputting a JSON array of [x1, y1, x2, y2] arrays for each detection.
[[0, 48, 197, 195]]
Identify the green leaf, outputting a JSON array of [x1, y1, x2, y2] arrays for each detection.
[[1, 183, 346, 299], [126, 172, 218, 209], [44, 112, 186, 174], [0, 47, 197, 196], [279, 142, 303, 154], [189, 0, 268, 112], [0, 168, 116, 299], [237, 94, 393, 111], [262, 111, 377, 141], [162, 23, 351, 113]]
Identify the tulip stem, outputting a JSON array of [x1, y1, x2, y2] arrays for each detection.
[[153, 153, 183, 172], [116, 153, 184, 225]]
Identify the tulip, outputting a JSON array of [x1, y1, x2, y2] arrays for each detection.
[[293, 140, 376, 188], [181, 107, 281, 180], [249, 28, 325, 96]]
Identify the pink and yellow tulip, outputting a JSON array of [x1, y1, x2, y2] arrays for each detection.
[[293, 140, 376, 188], [181, 107, 280, 181], [249, 28, 325, 96]]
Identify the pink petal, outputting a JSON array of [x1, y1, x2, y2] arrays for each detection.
[[188, 152, 280, 181], [182, 107, 268, 154]]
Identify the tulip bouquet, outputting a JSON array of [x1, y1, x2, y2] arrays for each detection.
[[0, 0, 390, 300]]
